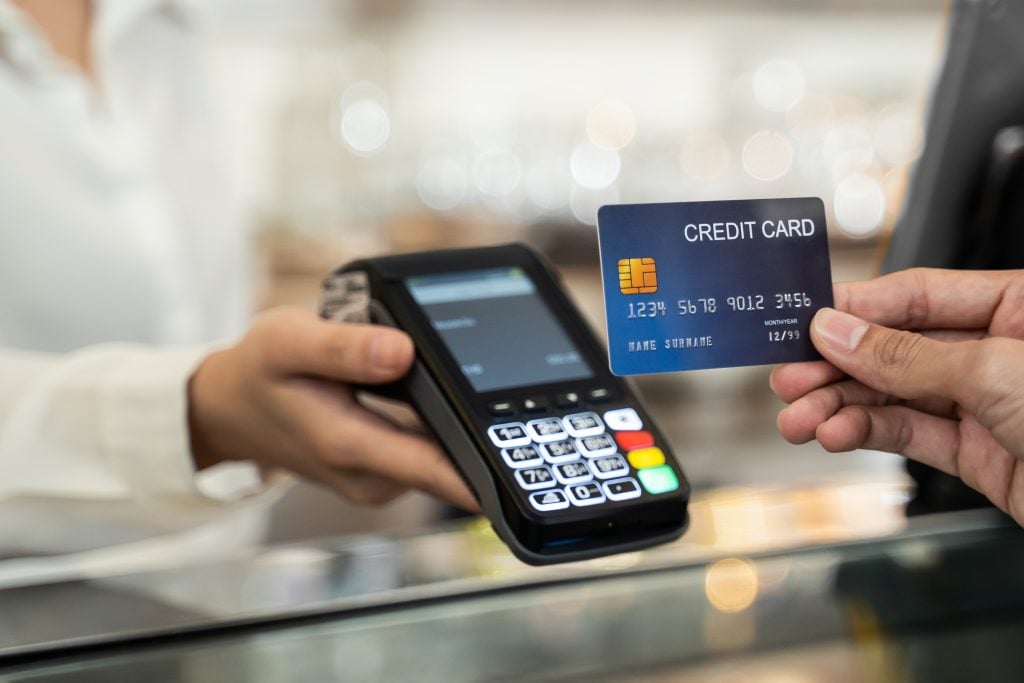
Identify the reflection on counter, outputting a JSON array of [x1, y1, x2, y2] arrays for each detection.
[[0, 473, 909, 659], [1, 505, 1020, 681]]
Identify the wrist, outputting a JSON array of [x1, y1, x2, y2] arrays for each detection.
[[187, 349, 230, 471]]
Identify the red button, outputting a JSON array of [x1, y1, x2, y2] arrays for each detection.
[[614, 430, 655, 451]]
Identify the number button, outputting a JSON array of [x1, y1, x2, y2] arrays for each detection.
[[526, 417, 567, 443], [576, 434, 617, 458], [553, 461, 593, 485], [514, 466, 556, 491], [590, 455, 629, 480], [602, 408, 643, 431], [563, 412, 604, 437], [604, 477, 642, 501], [540, 439, 580, 464], [488, 423, 531, 447], [501, 445, 543, 469], [529, 489, 569, 512], [566, 482, 606, 506]]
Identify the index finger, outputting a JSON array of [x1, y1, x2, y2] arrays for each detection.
[[836, 268, 1020, 331]]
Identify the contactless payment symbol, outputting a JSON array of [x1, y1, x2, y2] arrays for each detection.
[[618, 257, 658, 294]]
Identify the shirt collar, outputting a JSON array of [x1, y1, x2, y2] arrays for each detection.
[[94, 0, 198, 47], [0, 0, 197, 77]]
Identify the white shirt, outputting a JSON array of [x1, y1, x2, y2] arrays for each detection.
[[0, 0, 278, 575]]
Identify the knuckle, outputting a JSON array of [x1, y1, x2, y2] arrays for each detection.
[[996, 280, 1024, 338], [964, 338, 1019, 418], [967, 338, 1011, 392], [314, 427, 357, 468], [905, 270, 932, 328], [891, 411, 914, 453], [873, 330, 925, 375]]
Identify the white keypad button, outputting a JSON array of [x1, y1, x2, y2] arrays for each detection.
[[563, 412, 604, 438], [590, 455, 629, 480], [501, 445, 543, 469], [515, 466, 556, 491], [529, 489, 570, 512], [604, 477, 642, 501], [526, 417, 568, 443], [553, 461, 593, 485], [566, 482, 606, 506], [576, 434, 617, 458], [602, 407, 643, 431], [488, 423, 531, 447], [540, 439, 580, 464]]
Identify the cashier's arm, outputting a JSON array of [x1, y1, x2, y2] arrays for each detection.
[[188, 307, 479, 512]]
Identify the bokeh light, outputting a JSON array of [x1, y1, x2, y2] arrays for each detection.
[[339, 80, 389, 110], [741, 130, 793, 182], [753, 59, 806, 112], [585, 100, 637, 151], [525, 156, 571, 212], [472, 146, 522, 197], [416, 157, 467, 211], [874, 103, 923, 165], [786, 94, 836, 144], [834, 173, 886, 237], [823, 121, 874, 180], [681, 130, 731, 182], [570, 142, 621, 190], [705, 558, 760, 613], [569, 184, 619, 226], [340, 100, 390, 155]]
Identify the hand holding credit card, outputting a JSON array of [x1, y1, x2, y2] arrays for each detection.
[[596, 197, 834, 375]]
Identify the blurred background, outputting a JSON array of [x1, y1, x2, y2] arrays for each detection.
[[206, 0, 946, 541], [19, 3, 1024, 680]]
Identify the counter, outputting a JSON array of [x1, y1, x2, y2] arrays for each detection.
[[1, 479, 1020, 682]]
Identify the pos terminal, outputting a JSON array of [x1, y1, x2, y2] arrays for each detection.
[[320, 244, 689, 565]]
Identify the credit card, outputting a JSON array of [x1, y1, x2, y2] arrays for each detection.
[[596, 197, 834, 375]]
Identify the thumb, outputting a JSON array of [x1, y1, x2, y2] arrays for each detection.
[[257, 309, 416, 384], [809, 307, 971, 406]]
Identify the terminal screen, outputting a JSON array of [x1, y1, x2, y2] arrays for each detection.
[[406, 267, 594, 392]]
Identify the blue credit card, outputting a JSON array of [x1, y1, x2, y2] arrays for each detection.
[[596, 197, 834, 375]]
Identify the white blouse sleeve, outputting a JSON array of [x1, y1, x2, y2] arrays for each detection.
[[0, 343, 269, 513]]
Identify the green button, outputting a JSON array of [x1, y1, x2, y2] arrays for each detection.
[[638, 465, 679, 494]]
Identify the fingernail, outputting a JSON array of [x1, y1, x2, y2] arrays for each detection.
[[369, 333, 409, 370], [813, 308, 869, 353]]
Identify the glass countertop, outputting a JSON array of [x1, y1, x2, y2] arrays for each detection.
[[1, 478, 1022, 682]]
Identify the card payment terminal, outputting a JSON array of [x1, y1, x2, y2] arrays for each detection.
[[320, 244, 689, 565]]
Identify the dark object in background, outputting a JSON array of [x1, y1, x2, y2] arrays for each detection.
[[884, 0, 1024, 515]]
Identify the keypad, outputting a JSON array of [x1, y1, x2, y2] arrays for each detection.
[[529, 489, 569, 511], [613, 430, 654, 451], [515, 466, 556, 490], [488, 423, 531, 447], [553, 461, 593, 485], [563, 412, 604, 437], [501, 445, 543, 469], [603, 407, 643, 431], [577, 434, 617, 458], [493, 402, 678, 512], [590, 455, 629, 480], [540, 439, 580, 464], [526, 417, 568, 443], [604, 477, 641, 501], [567, 482, 606, 506]]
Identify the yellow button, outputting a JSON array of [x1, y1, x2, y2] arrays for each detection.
[[627, 447, 665, 469]]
